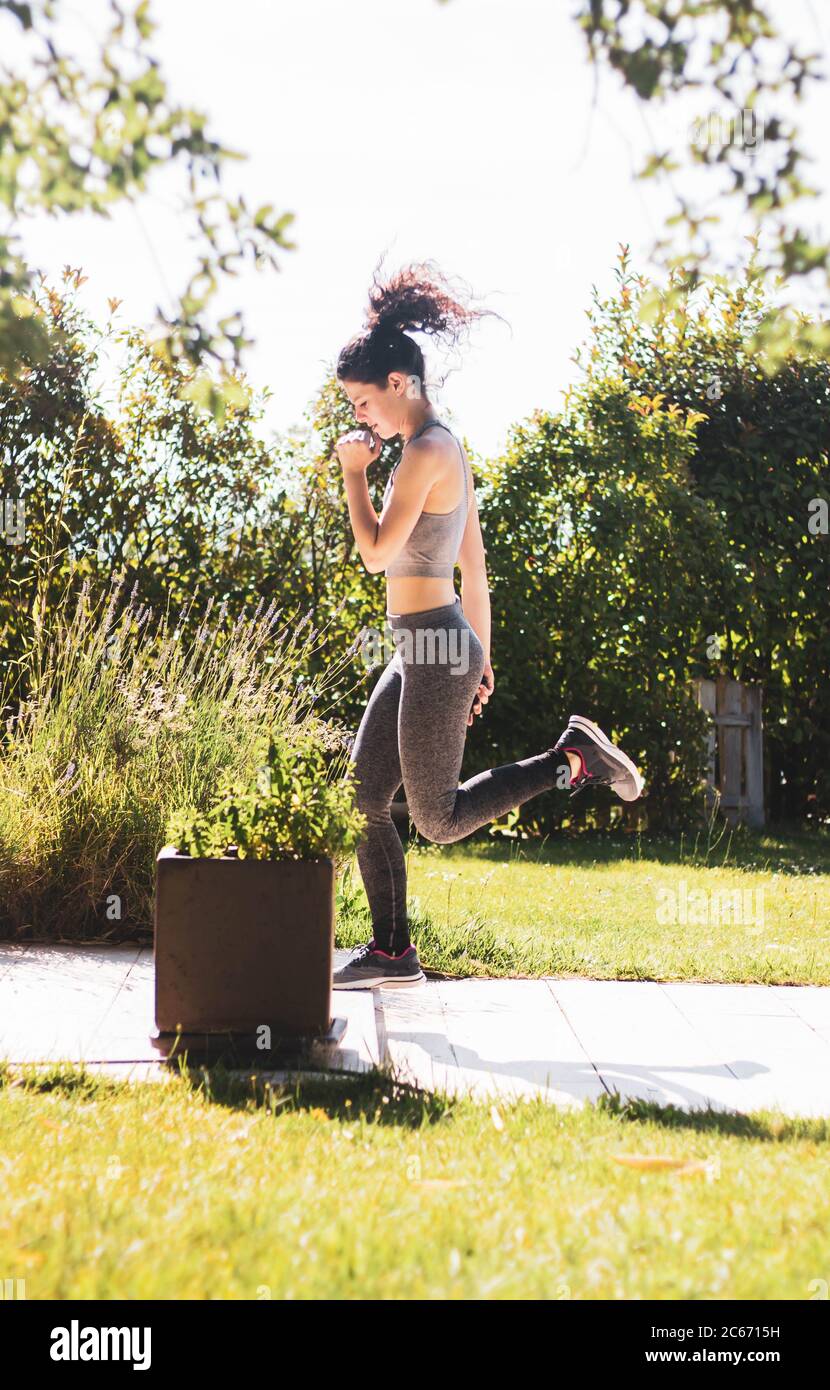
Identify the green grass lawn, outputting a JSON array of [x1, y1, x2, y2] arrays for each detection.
[[4, 827, 828, 1300], [336, 828, 830, 984], [1, 1063, 828, 1301]]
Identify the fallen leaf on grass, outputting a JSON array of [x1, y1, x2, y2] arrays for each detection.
[[675, 1159, 720, 1180], [13, 1249, 44, 1267]]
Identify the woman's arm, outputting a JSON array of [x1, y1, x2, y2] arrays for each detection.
[[337, 429, 446, 574], [340, 467, 384, 572], [459, 569, 491, 663], [456, 463, 491, 660], [456, 466, 494, 723], [460, 567, 494, 725]]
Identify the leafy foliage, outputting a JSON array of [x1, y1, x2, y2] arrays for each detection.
[[165, 729, 367, 861], [0, 0, 295, 406], [572, 0, 830, 363], [576, 244, 830, 821], [0, 276, 402, 736], [2, 254, 827, 850], [0, 276, 297, 669], [468, 371, 724, 831], [0, 572, 357, 938]]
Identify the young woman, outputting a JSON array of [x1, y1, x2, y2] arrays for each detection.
[[333, 262, 643, 989]]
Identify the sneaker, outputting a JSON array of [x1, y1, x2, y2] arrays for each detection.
[[332, 940, 426, 989], [553, 714, 644, 802]]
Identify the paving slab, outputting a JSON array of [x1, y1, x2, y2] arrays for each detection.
[[2, 945, 829, 1116], [0, 944, 378, 1078], [399, 977, 605, 1106], [662, 981, 830, 1118], [378, 975, 830, 1116]]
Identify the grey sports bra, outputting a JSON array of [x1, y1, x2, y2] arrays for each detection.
[[381, 419, 469, 578]]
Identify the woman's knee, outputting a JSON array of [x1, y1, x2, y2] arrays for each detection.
[[353, 776, 385, 820], [408, 804, 458, 845], [351, 762, 397, 824]]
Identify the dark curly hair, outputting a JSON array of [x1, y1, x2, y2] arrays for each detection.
[[336, 257, 506, 394]]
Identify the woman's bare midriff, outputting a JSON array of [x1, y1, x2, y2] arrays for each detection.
[[385, 575, 458, 616]]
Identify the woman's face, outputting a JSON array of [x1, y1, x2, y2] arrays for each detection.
[[341, 377, 399, 440]]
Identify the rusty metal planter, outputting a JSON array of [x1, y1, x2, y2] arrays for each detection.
[[153, 846, 335, 1057]]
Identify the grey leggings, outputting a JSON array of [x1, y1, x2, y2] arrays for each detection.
[[348, 595, 564, 953]]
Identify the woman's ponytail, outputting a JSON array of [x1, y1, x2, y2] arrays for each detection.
[[337, 257, 505, 390]]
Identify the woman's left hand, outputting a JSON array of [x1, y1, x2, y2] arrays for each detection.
[[336, 427, 382, 474], [467, 659, 495, 726]]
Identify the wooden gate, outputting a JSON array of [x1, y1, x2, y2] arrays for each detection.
[[693, 677, 765, 828]]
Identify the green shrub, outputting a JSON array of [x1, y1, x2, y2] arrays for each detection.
[[577, 244, 830, 823], [0, 278, 380, 735], [0, 576, 360, 940], [466, 374, 726, 831], [456, 247, 829, 832], [165, 729, 367, 861]]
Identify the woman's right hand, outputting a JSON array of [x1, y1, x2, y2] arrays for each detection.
[[335, 427, 382, 475]]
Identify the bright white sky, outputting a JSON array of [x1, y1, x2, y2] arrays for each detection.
[[13, 0, 830, 458]]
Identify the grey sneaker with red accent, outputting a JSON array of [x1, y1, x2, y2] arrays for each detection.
[[332, 940, 426, 989], [553, 715, 644, 802]]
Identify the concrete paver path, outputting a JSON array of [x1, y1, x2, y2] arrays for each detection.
[[1, 944, 829, 1116]]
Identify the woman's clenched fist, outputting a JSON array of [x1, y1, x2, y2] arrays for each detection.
[[335, 427, 382, 474]]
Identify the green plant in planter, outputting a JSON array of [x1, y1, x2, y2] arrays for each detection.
[[164, 730, 367, 861]]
